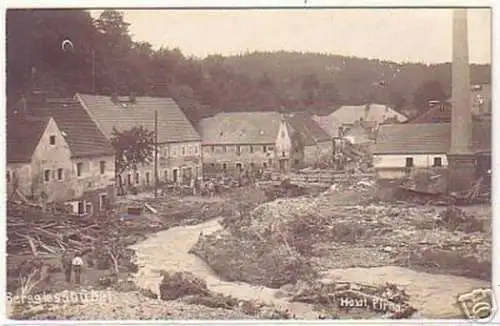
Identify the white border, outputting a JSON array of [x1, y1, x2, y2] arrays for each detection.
[[1, 0, 497, 324]]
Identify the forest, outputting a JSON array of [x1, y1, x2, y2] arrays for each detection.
[[6, 9, 491, 123]]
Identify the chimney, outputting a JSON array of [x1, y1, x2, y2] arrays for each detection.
[[447, 9, 476, 193], [450, 9, 472, 154]]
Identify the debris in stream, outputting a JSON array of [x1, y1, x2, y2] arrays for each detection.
[[192, 188, 491, 292]]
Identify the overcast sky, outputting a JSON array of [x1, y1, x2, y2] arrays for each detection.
[[89, 8, 491, 64]]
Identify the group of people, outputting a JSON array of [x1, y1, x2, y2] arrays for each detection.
[[61, 250, 84, 284]]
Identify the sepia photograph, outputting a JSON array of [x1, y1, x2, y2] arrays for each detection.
[[5, 5, 493, 321]]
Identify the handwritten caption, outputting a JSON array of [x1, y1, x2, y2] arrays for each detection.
[[7, 289, 114, 305]]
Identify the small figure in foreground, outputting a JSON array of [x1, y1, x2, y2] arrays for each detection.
[[72, 252, 84, 284]]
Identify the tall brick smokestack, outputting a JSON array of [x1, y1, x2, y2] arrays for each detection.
[[447, 8, 476, 193], [450, 8, 472, 154]]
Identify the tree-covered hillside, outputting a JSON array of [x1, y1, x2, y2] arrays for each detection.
[[7, 9, 491, 123]]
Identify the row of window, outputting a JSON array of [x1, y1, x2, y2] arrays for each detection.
[[163, 144, 199, 157], [405, 157, 442, 168], [75, 160, 107, 177], [121, 166, 200, 186], [209, 145, 274, 154], [209, 159, 274, 170]]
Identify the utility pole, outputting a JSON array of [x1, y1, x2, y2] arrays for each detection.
[[154, 109, 159, 198], [91, 49, 96, 93]]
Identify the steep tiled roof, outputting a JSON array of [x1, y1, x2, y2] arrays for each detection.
[[77, 94, 200, 143], [7, 116, 51, 163], [198, 112, 282, 145], [285, 112, 331, 146], [313, 104, 407, 137], [331, 104, 408, 124], [29, 99, 115, 158], [374, 121, 491, 154]]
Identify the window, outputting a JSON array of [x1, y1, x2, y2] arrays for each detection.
[[195, 145, 198, 154], [135, 172, 140, 184], [146, 172, 150, 184], [182, 147, 185, 155], [263, 145, 267, 152], [49, 135, 56, 145], [76, 162, 83, 177], [282, 151, 286, 157], [236, 146, 241, 156], [211, 163, 215, 167], [127, 174, 132, 185], [223, 146, 227, 153], [236, 163, 242, 171], [211, 145, 215, 152], [6, 171, 10, 183], [223, 163, 227, 171], [99, 161, 106, 174], [99, 194, 107, 211], [250, 145, 254, 153], [294, 159, 300, 165], [268, 159, 273, 166], [263, 162, 267, 168], [268, 146, 274, 151], [433, 157, 442, 167], [405, 157, 414, 168], [77, 201, 85, 215], [164, 148, 169, 157], [44, 169, 50, 182], [57, 168, 63, 181], [164, 170, 168, 181]]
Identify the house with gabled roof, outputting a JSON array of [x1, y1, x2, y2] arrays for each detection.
[[198, 111, 332, 174], [7, 97, 116, 215], [277, 112, 333, 169], [76, 93, 202, 188], [373, 121, 491, 185], [312, 103, 408, 138]]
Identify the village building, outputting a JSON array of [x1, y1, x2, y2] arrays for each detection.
[[198, 111, 332, 174], [277, 112, 333, 170], [76, 93, 202, 189], [312, 103, 408, 138], [7, 98, 116, 216], [372, 120, 491, 188]]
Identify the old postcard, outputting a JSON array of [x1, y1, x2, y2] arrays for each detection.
[[5, 6, 493, 321]]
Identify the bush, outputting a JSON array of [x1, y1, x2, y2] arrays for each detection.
[[159, 271, 210, 301]]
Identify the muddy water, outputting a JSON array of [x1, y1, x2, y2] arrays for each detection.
[[130, 219, 490, 319]]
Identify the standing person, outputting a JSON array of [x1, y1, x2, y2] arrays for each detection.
[[61, 249, 73, 283], [190, 176, 196, 196], [72, 252, 84, 284]]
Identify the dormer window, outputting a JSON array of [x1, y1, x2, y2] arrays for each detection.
[[49, 135, 56, 145]]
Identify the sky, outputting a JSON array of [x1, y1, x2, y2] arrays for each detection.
[[94, 8, 489, 64]]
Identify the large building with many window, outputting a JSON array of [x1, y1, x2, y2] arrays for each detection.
[[77, 93, 202, 189]]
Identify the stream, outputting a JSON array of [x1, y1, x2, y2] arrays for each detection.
[[130, 218, 491, 319]]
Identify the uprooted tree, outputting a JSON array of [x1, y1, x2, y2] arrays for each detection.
[[110, 126, 155, 194]]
